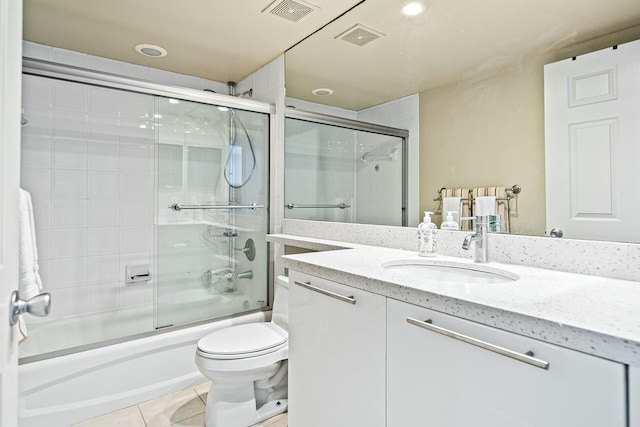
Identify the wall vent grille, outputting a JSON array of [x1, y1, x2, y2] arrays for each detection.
[[263, 0, 316, 23], [335, 24, 384, 47]]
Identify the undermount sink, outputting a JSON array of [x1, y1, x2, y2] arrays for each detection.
[[381, 259, 519, 284]]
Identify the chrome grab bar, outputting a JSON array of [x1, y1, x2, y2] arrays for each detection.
[[286, 203, 351, 209], [294, 280, 356, 305], [406, 317, 549, 370], [169, 203, 263, 211]]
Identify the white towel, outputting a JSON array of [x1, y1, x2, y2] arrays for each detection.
[[475, 196, 497, 216], [19, 189, 44, 343], [19, 189, 43, 300]]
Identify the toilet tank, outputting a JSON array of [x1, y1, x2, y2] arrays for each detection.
[[271, 275, 289, 331]]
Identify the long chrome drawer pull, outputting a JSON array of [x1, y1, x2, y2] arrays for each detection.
[[406, 317, 549, 370], [294, 281, 356, 305]]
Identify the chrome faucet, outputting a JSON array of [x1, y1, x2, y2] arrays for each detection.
[[235, 270, 253, 280], [462, 215, 489, 263]]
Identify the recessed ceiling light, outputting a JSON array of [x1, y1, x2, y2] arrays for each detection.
[[401, 2, 425, 16], [312, 88, 334, 96], [135, 43, 168, 58]]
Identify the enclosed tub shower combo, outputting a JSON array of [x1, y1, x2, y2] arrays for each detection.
[[18, 57, 272, 426]]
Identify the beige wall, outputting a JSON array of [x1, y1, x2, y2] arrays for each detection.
[[418, 26, 640, 237], [419, 63, 546, 236]]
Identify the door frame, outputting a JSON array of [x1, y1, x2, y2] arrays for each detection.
[[0, 0, 24, 425]]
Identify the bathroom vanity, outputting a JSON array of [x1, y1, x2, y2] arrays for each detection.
[[277, 239, 640, 427]]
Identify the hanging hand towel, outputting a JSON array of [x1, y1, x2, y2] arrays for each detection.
[[475, 196, 497, 216], [18, 189, 43, 343], [19, 188, 43, 300]]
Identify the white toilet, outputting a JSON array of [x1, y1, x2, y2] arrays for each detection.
[[195, 275, 289, 427]]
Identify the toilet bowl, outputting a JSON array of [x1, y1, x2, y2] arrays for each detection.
[[195, 276, 289, 427]]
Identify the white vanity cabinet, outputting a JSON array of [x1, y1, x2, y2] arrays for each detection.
[[288, 271, 386, 427], [386, 298, 626, 427]]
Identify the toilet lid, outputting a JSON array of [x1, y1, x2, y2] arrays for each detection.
[[197, 322, 288, 357]]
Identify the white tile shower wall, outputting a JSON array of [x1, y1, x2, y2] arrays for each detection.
[[283, 95, 419, 227], [357, 94, 420, 227], [22, 42, 284, 314], [21, 74, 154, 322], [20, 41, 234, 321]]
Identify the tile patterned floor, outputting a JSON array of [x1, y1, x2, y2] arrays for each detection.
[[71, 382, 288, 427]]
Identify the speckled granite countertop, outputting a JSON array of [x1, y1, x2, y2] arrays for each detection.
[[278, 240, 640, 366]]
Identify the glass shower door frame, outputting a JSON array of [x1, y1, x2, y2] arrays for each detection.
[[20, 57, 274, 359], [285, 108, 410, 226]]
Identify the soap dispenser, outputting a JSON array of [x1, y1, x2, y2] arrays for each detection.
[[440, 211, 460, 231], [418, 211, 438, 257]]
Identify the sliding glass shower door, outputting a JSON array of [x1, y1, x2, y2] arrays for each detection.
[[285, 115, 407, 226], [19, 62, 271, 360], [155, 98, 269, 328]]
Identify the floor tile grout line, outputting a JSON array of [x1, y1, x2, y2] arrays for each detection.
[[135, 404, 148, 427], [194, 385, 207, 406]]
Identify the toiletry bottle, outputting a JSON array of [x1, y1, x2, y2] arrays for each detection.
[[418, 211, 438, 256], [440, 211, 460, 231]]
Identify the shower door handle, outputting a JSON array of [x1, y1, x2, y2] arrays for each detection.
[[9, 291, 51, 326]]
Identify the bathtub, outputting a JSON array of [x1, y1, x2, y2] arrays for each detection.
[[18, 310, 268, 427]]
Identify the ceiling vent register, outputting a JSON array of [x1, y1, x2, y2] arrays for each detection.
[[336, 24, 385, 47], [263, 0, 317, 23]]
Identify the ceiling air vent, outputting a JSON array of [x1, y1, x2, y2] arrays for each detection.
[[336, 24, 384, 47], [263, 0, 317, 23]]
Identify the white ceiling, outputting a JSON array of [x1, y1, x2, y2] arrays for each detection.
[[23, 0, 363, 83], [23, 0, 640, 111], [285, 0, 640, 110]]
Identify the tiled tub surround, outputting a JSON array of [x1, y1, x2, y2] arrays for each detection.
[[20, 40, 282, 335], [280, 244, 640, 366], [21, 74, 156, 323], [18, 41, 284, 427]]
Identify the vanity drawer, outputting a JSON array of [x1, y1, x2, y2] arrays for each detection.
[[387, 298, 626, 427]]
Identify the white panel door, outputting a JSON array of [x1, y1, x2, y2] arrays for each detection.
[[0, 0, 23, 425], [387, 299, 626, 427], [544, 39, 640, 242], [288, 271, 386, 427]]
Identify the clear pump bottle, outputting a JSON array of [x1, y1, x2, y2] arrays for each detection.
[[440, 211, 460, 231], [418, 211, 438, 256]]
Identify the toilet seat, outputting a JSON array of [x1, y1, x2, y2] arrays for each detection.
[[197, 322, 288, 360]]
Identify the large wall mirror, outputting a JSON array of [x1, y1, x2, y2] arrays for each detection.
[[284, 0, 640, 243]]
